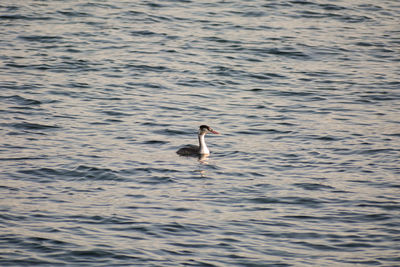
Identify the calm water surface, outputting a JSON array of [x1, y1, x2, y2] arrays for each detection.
[[1, 0, 399, 266]]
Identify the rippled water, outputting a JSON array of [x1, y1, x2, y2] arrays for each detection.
[[1, 0, 400, 266]]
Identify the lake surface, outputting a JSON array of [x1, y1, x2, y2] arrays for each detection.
[[1, 0, 399, 266]]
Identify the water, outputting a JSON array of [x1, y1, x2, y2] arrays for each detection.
[[1, 0, 399, 266]]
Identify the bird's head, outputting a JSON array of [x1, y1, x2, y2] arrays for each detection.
[[199, 125, 219, 135]]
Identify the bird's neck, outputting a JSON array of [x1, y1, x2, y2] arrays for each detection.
[[198, 133, 209, 154]]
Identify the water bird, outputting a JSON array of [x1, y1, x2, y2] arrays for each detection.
[[177, 125, 220, 156]]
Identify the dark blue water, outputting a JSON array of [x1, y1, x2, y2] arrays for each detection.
[[1, 0, 399, 266]]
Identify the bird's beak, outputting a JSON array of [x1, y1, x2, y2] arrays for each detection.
[[210, 130, 220, 134]]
